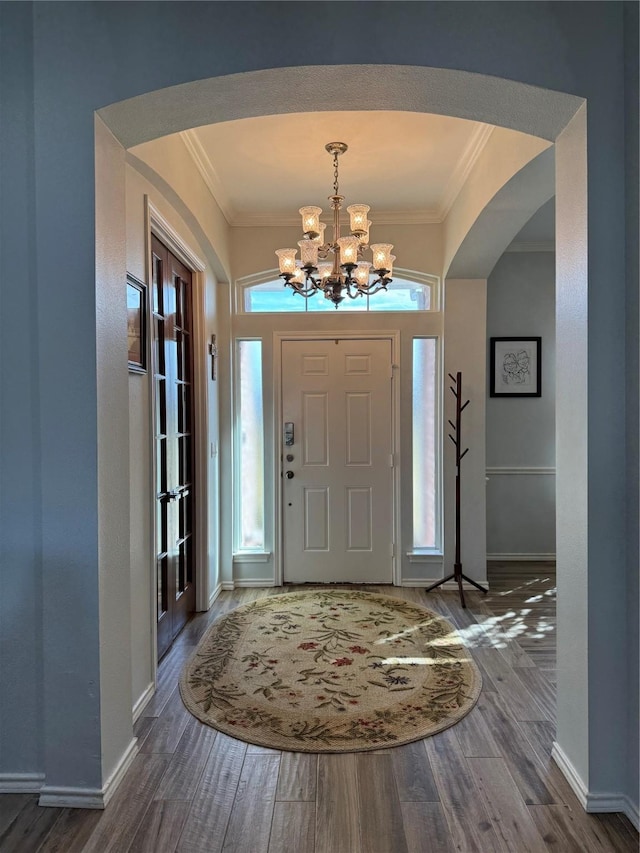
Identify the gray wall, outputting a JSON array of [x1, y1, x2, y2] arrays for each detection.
[[0, 2, 42, 783], [0, 0, 636, 820], [624, 0, 639, 812], [486, 251, 556, 558]]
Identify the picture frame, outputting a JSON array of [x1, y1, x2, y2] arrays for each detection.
[[127, 274, 147, 373], [489, 337, 541, 397]]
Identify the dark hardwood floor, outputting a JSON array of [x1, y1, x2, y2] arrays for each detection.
[[1, 563, 637, 852]]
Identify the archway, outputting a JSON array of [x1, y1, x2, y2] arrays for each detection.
[[96, 63, 590, 810]]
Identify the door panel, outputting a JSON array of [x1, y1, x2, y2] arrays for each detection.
[[303, 394, 329, 465], [282, 338, 393, 583], [347, 487, 372, 550], [152, 235, 196, 660]]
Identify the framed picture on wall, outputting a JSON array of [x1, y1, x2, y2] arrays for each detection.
[[127, 274, 147, 373], [490, 337, 541, 397]]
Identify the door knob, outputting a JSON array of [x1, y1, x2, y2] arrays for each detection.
[[285, 470, 294, 479]]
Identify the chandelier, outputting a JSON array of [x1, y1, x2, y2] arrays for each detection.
[[275, 142, 395, 308]]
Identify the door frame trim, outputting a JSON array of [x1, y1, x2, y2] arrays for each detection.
[[273, 330, 401, 587], [145, 198, 209, 678]]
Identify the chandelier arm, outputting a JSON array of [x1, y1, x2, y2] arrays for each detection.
[[358, 276, 391, 297], [345, 286, 365, 300], [288, 280, 321, 298], [281, 271, 322, 298]]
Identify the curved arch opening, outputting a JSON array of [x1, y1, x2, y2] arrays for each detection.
[[95, 62, 589, 810]]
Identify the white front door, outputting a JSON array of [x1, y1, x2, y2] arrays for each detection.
[[281, 338, 394, 583]]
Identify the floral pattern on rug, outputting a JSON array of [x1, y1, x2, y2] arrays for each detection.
[[180, 590, 481, 752]]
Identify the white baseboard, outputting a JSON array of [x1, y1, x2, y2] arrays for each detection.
[[403, 578, 489, 590], [551, 741, 588, 806], [39, 737, 139, 810], [0, 772, 45, 794], [585, 793, 640, 830], [101, 737, 139, 809], [208, 582, 223, 607], [221, 580, 235, 591], [551, 741, 639, 829], [132, 681, 156, 722], [39, 786, 105, 809], [622, 797, 640, 831], [486, 553, 556, 562], [234, 579, 277, 588]]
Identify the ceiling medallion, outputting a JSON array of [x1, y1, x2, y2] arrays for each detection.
[[276, 142, 395, 308]]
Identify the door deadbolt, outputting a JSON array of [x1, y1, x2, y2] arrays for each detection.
[[284, 422, 294, 446]]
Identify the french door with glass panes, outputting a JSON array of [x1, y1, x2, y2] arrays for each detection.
[[151, 234, 195, 660]]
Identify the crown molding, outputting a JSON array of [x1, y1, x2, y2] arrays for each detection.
[[363, 209, 443, 226], [230, 209, 444, 228], [505, 241, 555, 253], [438, 124, 495, 220], [180, 129, 234, 225]]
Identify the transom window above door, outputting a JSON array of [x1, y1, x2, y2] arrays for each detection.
[[236, 269, 438, 314]]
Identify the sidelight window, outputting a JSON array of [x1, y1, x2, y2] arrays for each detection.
[[412, 338, 438, 549], [236, 339, 265, 550]]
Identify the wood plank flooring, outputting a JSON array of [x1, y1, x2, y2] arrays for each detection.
[[2, 563, 637, 853]]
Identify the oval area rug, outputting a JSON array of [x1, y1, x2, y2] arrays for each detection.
[[179, 589, 481, 752]]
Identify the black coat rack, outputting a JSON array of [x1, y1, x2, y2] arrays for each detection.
[[425, 371, 488, 609]]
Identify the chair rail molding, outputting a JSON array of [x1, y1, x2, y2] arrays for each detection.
[[486, 466, 556, 476]]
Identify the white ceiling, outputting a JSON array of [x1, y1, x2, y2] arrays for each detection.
[[179, 111, 496, 227]]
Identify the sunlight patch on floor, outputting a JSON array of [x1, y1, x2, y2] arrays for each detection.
[[448, 608, 556, 649]]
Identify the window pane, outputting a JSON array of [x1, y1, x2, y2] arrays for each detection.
[[238, 340, 265, 549], [413, 339, 437, 548], [369, 280, 431, 311], [245, 280, 305, 312]]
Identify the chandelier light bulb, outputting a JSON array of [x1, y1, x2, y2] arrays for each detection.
[[290, 264, 305, 285], [338, 236, 359, 266], [358, 220, 372, 246], [387, 254, 396, 276], [298, 239, 319, 267], [310, 222, 327, 246], [354, 261, 371, 287], [371, 243, 393, 271], [299, 206, 322, 239], [347, 204, 370, 236], [276, 248, 297, 275]]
